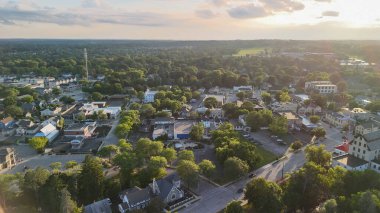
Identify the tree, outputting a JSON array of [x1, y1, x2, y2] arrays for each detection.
[[59, 188, 81, 213], [337, 81, 348, 93], [140, 104, 156, 118], [225, 200, 243, 213], [245, 178, 283, 213], [160, 148, 177, 164], [78, 156, 104, 205], [177, 160, 199, 188], [5, 105, 23, 118], [261, 92, 272, 105], [52, 87, 61, 96], [236, 92, 246, 101], [320, 199, 337, 213], [204, 97, 218, 108], [146, 197, 165, 213], [49, 162, 62, 171], [98, 110, 108, 120], [22, 167, 50, 206], [269, 116, 288, 136], [21, 95, 34, 103], [60, 96, 75, 104], [305, 145, 331, 167], [29, 137, 48, 152], [177, 150, 195, 162], [190, 123, 204, 141], [309, 115, 320, 124], [115, 123, 132, 139], [199, 160, 216, 178], [65, 161, 78, 169], [291, 140, 303, 151], [224, 157, 249, 180], [98, 145, 119, 160], [76, 112, 86, 121], [135, 138, 164, 160], [3, 96, 16, 106], [146, 156, 167, 179], [0, 174, 18, 209], [91, 92, 103, 101], [312, 127, 326, 138], [118, 139, 133, 152]]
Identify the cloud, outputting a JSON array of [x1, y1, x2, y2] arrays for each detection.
[[322, 11, 339, 17], [81, 0, 110, 9], [261, 0, 305, 12], [210, 0, 231, 7], [228, 4, 269, 19], [195, 9, 217, 19], [0, 3, 182, 27], [315, 0, 333, 2]]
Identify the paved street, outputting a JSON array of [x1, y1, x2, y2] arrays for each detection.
[[1, 154, 87, 174], [101, 118, 120, 148], [180, 123, 350, 213]]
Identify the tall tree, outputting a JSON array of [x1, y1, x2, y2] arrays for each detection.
[[224, 157, 249, 180], [177, 160, 199, 188], [225, 200, 243, 213], [190, 123, 205, 141], [78, 156, 104, 205], [245, 178, 283, 213]]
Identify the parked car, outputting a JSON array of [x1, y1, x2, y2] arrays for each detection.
[[249, 173, 257, 178], [237, 188, 244, 193]]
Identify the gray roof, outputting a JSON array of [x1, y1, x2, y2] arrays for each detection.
[[124, 187, 151, 206], [358, 119, 380, 129], [333, 154, 368, 167], [84, 198, 112, 213], [363, 130, 380, 142], [17, 120, 33, 128], [21, 103, 35, 112]]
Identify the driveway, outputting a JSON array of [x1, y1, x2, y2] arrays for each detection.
[[101, 118, 120, 148]]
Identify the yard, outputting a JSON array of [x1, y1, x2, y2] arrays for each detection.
[[255, 145, 278, 168]]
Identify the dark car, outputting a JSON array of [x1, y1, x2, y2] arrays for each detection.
[[237, 188, 244, 193], [249, 173, 257, 178]]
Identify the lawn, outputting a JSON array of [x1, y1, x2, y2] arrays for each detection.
[[233, 47, 269, 56], [255, 145, 278, 168]]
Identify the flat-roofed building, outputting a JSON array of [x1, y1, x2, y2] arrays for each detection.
[[305, 81, 337, 94], [174, 120, 195, 140]]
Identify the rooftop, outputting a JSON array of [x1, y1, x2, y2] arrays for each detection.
[[333, 154, 368, 168], [65, 123, 89, 131], [84, 198, 112, 213], [174, 120, 194, 135]]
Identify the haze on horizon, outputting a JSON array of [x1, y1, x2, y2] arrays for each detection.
[[1, 0, 380, 40]]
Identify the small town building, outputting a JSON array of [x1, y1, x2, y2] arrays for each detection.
[[84, 198, 112, 213], [64, 123, 96, 138], [0, 148, 16, 171], [0, 117, 14, 129], [144, 89, 158, 103], [34, 123, 59, 143], [174, 120, 194, 140], [305, 81, 337, 94]]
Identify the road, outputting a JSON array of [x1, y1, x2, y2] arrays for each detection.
[[180, 123, 349, 213], [101, 118, 120, 148], [1, 154, 87, 174]]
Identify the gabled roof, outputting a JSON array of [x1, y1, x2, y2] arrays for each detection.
[[1, 117, 13, 124], [84, 198, 112, 213], [124, 187, 151, 206], [335, 143, 349, 153]]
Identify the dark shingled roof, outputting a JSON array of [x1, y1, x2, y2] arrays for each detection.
[[333, 154, 368, 168], [124, 187, 151, 206], [84, 198, 112, 213]]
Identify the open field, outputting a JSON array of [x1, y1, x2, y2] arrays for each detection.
[[255, 145, 278, 168], [233, 47, 269, 56]]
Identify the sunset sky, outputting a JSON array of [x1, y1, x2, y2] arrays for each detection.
[[1, 0, 380, 40]]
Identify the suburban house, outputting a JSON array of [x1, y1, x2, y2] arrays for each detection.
[[64, 123, 96, 138], [324, 111, 352, 128], [0, 117, 14, 129], [277, 111, 302, 129], [0, 148, 16, 171], [341, 107, 370, 121], [152, 117, 175, 140], [271, 102, 298, 114], [80, 102, 121, 119], [297, 103, 322, 115], [144, 89, 158, 103], [41, 107, 62, 117], [332, 130, 380, 172], [355, 118, 380, 135], [209, 108, 224, 119], [15, 120, 39, 136], [304, 81, 337, 94], [174, 120, 194, 140], [233, 85, 253, 92], [34, 123, 60, 143], [202, 94, 226, 108], [334, 142, 350, 156], [118, 174, 184, 212], [84, 198, 112, 213]]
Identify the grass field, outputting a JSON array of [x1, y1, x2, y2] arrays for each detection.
[[233, 47, 268, 56], [255, 145, 278, 168]]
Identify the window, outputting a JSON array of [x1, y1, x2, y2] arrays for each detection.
[[364, 144, 366, 147], [171, 194, 176, 200], [353, 147, 356, 151], [363, 150, 366, 154], [359, 142, 361, 146], [358, 148, 361, 152]]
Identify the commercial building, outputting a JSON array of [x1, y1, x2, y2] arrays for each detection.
[[174, 120, 194, 140], [305, 81, 337, 94], [34, 123, 60, 143]]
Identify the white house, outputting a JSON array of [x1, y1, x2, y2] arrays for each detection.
[[34, 123, 59, 143], [144, 89, 158, 103], [305, 81, 337, 94]]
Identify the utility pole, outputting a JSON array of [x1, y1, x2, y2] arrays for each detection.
[[84, 48, 88, 80]]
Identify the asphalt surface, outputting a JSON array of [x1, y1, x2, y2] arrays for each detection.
[[180, 123, 349, 213]]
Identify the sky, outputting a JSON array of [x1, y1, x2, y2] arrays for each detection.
[[0, 0, 380, 40]]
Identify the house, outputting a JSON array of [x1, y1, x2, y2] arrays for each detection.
[[174, 120, 194, 140], [324, 111, 352, 128], [355, 118, 380, 135], [34, 123, 59, 143], [179, 104, 192, 118], [81, 102, 121, 119], [21, 103, 36, 113], [0, 117, 14, 129], [15, 119, 36, 136], [41, 107, 62, 117], [297, 103, 322, 115], [144, 89, 158, 103], [0, 148, 16, 171], [305, 81, 337, 94], [332, 130, 380, 172], [152, 117, 175, 140], [341, 108, 370, 121], [233, 86, 253, 92], [271, 102, 298, 114], [84, 198, 112, 213], [64, 123, 96, 138], [209, 108, 224, 119], [118, 174, 184, 212], [277, 111, 302, 129]]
